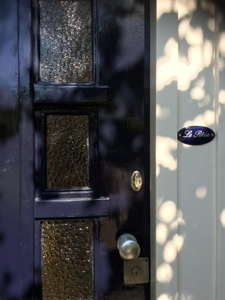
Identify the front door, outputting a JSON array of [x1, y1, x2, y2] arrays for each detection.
[[0, 0, 150, 299]]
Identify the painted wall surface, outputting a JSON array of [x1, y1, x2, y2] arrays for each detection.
[[155, 1, 225, 299]]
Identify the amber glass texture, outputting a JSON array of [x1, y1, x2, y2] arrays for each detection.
[[39, 0, 92, 83], [46, 114, 89, 188], [42, 220, 93, 300]]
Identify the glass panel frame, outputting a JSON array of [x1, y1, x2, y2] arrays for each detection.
[[35, 106, 99, 200], [35, 219, 100, 300]]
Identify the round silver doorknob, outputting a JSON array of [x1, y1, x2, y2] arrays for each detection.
[[117, 233, 141, 260]]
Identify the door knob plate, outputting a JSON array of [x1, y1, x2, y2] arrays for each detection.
[[124, 257, 149, 285]]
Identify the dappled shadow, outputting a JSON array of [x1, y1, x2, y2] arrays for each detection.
[[0, 0, 149, 299], [156, 0, 225, 300]]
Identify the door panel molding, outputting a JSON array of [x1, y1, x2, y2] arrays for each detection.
[[35, 198, 110, 219], [34, 84, 110, 105]]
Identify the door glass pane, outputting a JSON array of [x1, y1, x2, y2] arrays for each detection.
[[46, 114, 89, 188], [39, 0, 92, 83], [42, 220, 93, 300]]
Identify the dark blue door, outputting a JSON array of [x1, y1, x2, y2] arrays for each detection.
[[0, 0, 150, 299]]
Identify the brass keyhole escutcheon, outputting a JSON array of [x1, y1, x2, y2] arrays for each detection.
[[131, 171, 142, 192]]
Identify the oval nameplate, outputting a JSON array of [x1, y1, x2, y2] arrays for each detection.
[[177, 126, 215, 145]]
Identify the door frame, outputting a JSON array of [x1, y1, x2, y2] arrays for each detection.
[[16, 0, 156, 298], [148, 0, 156, 299]]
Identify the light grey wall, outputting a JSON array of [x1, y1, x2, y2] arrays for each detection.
[[155, 1, 225, 299]]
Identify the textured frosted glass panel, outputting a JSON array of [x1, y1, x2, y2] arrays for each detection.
[[39, 0, 92, 82], [42, 220, 93, 300], [46, 114, 89, 188]]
